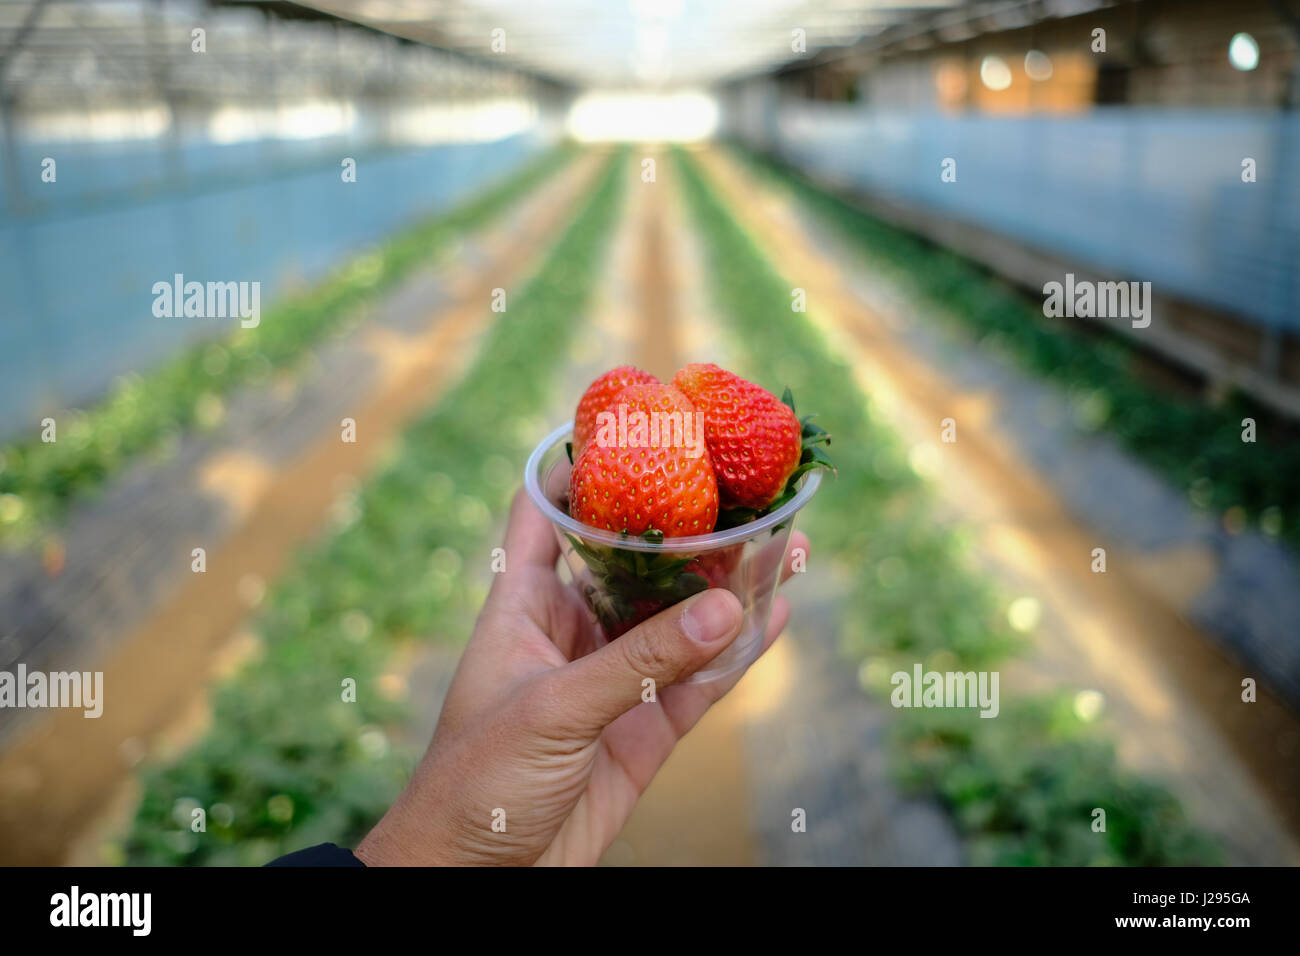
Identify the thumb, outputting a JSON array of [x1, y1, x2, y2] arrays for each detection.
[[552, 589, 743, 734]]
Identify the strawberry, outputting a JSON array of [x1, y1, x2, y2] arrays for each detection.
[[602, 597, 668, 639], [572, 364, 659, 456], [568, 383, 718, 538], [684, 545, 743, 589], [672, 363, 803, 511]]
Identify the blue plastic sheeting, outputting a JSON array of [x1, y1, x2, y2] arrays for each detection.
[[763, 105, 1300, 331], [0, 130, 546, 437]]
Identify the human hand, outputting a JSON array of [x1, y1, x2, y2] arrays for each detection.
[[354, 488, 809, 866]]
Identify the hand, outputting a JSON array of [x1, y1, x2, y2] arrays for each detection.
[[354, 488, 809, 866]]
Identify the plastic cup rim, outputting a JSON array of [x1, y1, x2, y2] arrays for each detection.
[[523, 422, 823, 553]]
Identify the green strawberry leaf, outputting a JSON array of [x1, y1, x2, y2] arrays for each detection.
[[800, 416, 831, 447], [565, 533, 610, 575], [802, 444, 835, 469], [715, 506, 760, 530], [670, 573, 709, 600]]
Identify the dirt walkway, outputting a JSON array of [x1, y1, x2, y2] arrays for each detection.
[[601, 146, 965, 866], [593, 147, 756, 865], [0, 153, 606, 866], [693, 146, 1300, 864]]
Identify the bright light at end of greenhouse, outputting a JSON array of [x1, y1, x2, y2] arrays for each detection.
[[567, 91, 719, 142], [979, 55, 1013, 91], [1229, 33, 1259, 71]]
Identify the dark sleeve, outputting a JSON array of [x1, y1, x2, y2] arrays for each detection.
[[265, 842, 366, 867]]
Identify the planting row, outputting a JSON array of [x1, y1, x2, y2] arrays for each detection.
[[675, 147, 1218, 865], [122, 150, 626, 865]]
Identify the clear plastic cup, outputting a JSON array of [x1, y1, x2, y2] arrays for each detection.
[[524, 423, 823, 683]]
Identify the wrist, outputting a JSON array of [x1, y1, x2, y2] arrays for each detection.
[[355, 804, 456, 867]]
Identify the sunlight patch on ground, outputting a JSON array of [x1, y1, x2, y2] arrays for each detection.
[[197, 452, 275, 523], [742, 631, 797, 719]]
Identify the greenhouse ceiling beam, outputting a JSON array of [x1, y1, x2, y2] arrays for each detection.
[[283, 0, 964, 87], [234, 0, 574, 88], [763, 0, 1123, 77], [0, 0, 49, 99]]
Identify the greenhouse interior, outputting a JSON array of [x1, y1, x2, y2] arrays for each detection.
[[0, 0, 1298, 872]]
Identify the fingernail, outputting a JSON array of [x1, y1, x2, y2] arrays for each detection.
[[681, 590, 739, 644]]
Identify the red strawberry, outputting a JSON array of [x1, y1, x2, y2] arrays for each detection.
[[604, 597, 668, 639], [572, 365, 659, 455], [672, 363, 802, 510], [685, 545, 743, 589], [569, 383, 718, 538]]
